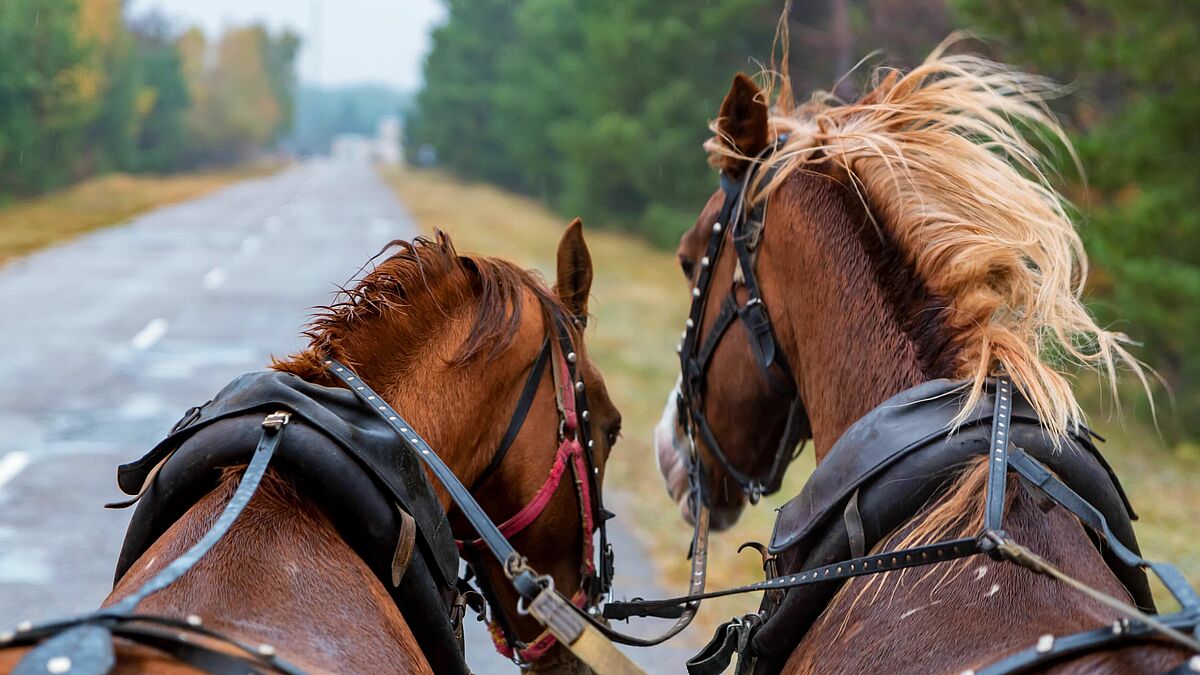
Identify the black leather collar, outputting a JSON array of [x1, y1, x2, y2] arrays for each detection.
[[769, 377, 1136, 554], [750, 378, 1153, 671]]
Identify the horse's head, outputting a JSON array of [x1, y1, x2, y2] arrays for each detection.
[[656, 74, 812, 530], [280, 220, 620, 670], [658, 48, 1148, 532]]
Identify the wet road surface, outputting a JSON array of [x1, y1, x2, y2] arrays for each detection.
[[0, 159, 696, 673]]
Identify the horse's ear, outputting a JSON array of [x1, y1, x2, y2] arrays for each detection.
[[555, 217, 592, 321], [709, 73, 769, 178]]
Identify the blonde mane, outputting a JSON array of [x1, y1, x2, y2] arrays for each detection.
[[708, 36, 1150, 440]]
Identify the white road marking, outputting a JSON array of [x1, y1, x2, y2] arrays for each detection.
[[239, 236, 262, 255], [131, 318, 168, 350], [202, 267, 227, 289], [0, 451, 31, 490]]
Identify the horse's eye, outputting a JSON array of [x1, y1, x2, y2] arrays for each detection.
[[606, 425, 621, 448], [679, 255, 696, 280]]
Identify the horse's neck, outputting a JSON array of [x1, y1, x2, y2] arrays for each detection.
[[766, 172, 957, 458], [789, 463, 1186, 674], [106, 470, 431, 674]]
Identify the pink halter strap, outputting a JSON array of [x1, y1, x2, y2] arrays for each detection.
[[456, 338, 599, 663]]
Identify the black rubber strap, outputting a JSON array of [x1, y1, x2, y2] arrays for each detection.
[[470, 338, 552, 491]]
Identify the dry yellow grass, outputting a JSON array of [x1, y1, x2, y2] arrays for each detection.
[[0, 163, 283, 264], [382, 165, 1200, 635]]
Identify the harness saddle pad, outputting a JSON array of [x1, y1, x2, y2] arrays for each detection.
[[112, 370, 468, 675], [752, 378, 1152, 670]]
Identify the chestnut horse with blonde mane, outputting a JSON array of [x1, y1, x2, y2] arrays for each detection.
[[1, 222, 622, 674], [656, 42, 1194, 673]]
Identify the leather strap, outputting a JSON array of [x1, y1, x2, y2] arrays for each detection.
[[984, 378, 1013, 531], [108, 411, 289, 615], [325, 360, 544, 600], [470, 338, 552, 491], [8, 412, 306, 675], [391, 506, 417, 587], [843, 489, 865, 559]]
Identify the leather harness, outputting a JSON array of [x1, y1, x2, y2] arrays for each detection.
[[636, 147, 1200, 673], [1, 310, 620, 673]]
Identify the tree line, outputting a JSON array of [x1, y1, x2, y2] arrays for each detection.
[[411, 0, 1200, 442], [0, 0, 299, 199]]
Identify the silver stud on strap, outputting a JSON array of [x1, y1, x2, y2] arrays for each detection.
[[575, 381, 585, 393], [567, 352, 576, 363], [692, 287, 701, 297], [15, 621, 31, 632], [186, 614, 202, 626], [685, 318, 694, 329], [587, 440, 594, 449], [700, 256, 710, 267], [46, 656, 72, 674], [581, 411, 589, 421], [1036, 634, 1054, 653], [257, 643, 276, 657], [713, 222, 723, 233], [1188, 655, 1200, 672]]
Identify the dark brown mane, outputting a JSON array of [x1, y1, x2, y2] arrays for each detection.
[[275, 231, 564, 379]]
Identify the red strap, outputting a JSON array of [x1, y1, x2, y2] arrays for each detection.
[[461, 345, 599, 664]]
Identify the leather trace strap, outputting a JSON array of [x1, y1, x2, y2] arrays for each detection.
[[4, 411, 305, 675], [633, 376, 1200, 674]]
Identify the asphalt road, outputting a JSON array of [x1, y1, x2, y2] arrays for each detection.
[[0, 159, 695, 673]]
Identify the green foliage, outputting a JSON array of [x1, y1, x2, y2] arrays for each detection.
[[0, 4, 298, 199], [410, 0, 959, 245], [410, 0, 777, 240], [0, 0, 93, 195], [955, 0, 1200, 440]]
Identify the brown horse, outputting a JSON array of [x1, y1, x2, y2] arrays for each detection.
[[1, 221, 621, 674], [656, 44, 1192, 673]]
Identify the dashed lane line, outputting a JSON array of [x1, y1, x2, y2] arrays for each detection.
[[0, 451, 31, 491], [130, 318, 168, 351]]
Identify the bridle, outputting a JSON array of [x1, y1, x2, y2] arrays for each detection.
[[677, 138, 808, 503], [450, 310, 614, 665]]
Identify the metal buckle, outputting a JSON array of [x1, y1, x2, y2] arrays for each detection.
[[978, 529, 1009, 561], [262, 411, 291, 430]]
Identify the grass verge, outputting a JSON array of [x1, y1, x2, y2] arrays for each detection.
[[0, 162, 283, 265], [382, 165, 1200, 634]]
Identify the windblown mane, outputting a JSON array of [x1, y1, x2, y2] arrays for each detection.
[[275, 231, 562, 378], [708, 36, 1150, 439]]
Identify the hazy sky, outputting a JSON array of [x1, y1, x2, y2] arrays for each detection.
[[128, 0, 446, 91]]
